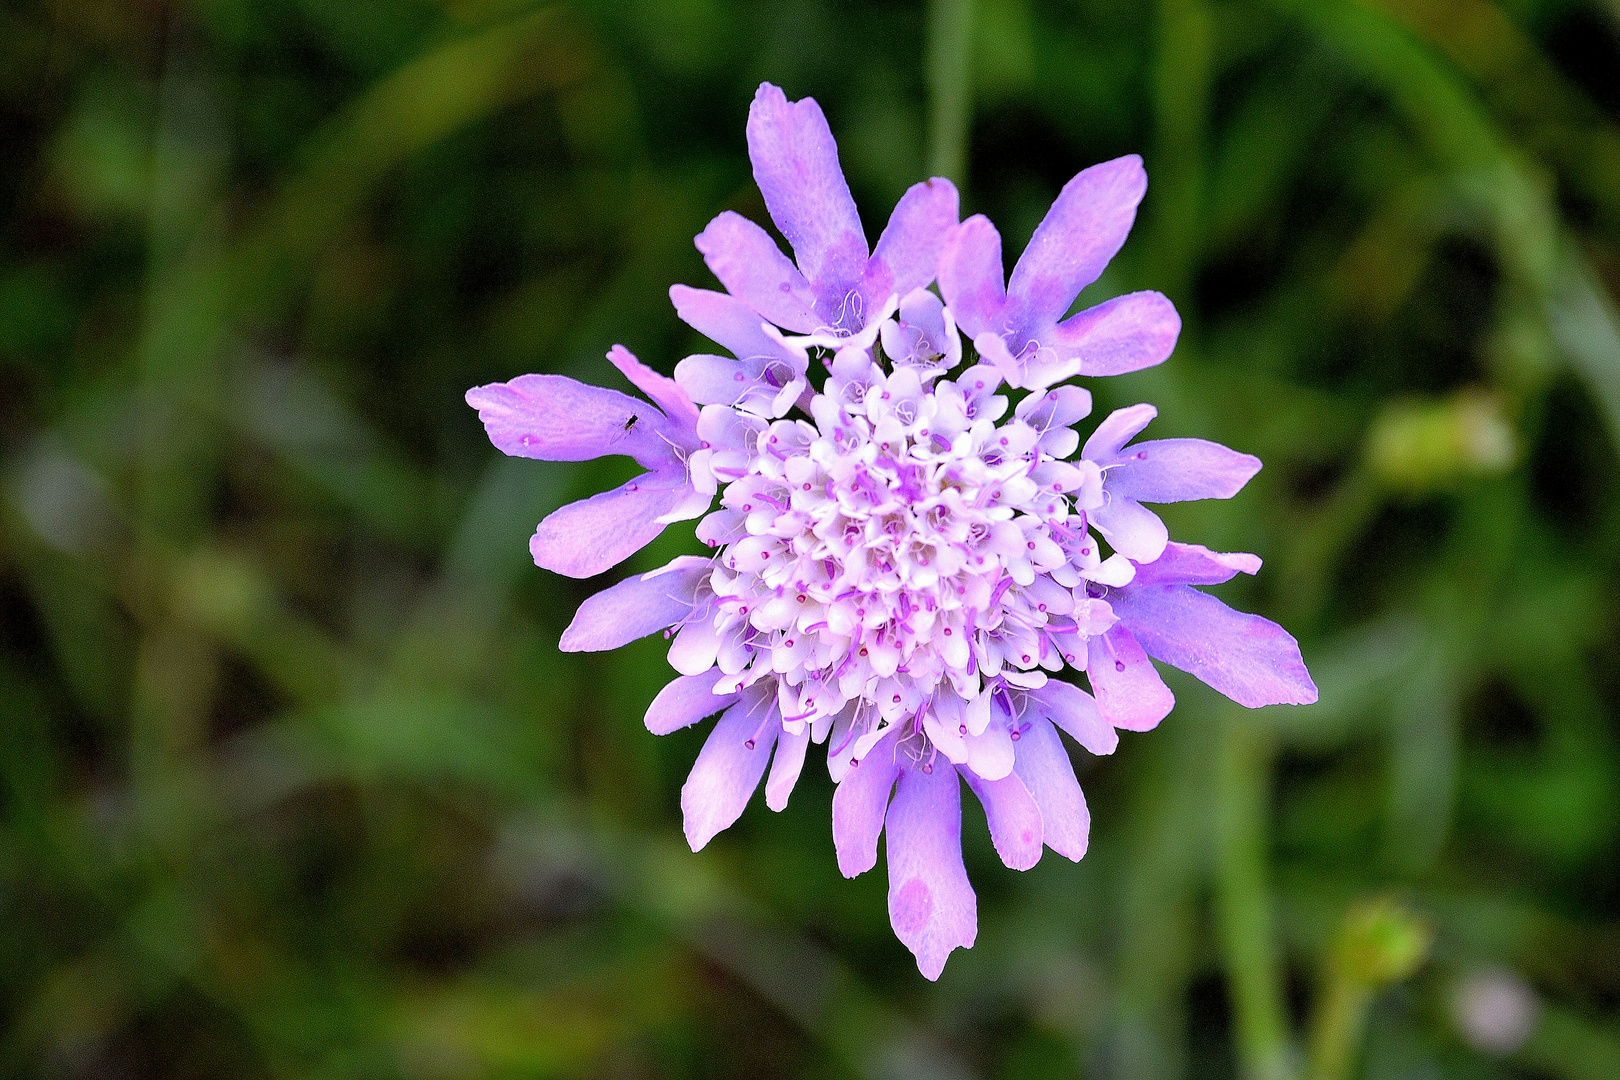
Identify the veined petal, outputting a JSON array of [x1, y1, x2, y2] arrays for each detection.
[[1029, 680, 1118, 755], [937, 215, 1008, 340], [1111, 583, 1318, 708], [963, 768, 1043, 871], [1005, 155, 1147, 329], [1107, 438, 1261, 504], [832, 725, 902, 877], [529, 471, 693, 578], [465, 375, 669, 468], [866, 177, 960, 303], [1053, 291, 1180, 377], [1086, 625, 1175, 732], [647, 668, 737, 735], [746, 83, 869, 303], [886, 762, 977, 980], [1131, 542, 1262, 587], [695, 211, 819, 332], [681, 697, 778, 850], [1011, 716, 1090, 861], [559, 555, 711, 652], [1090, 495, 1169, 563]]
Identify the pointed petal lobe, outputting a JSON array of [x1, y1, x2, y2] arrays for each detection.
[[964, 769, 1044, 871], [831, 726, 902, 877], [1087, 625, 1175, 732], [559, 556, 711, 651], [886, 763, 977, 980], [646, 668, 737, 735], [681, 699, 777, 850], [1006, 155, 1147, 327], [1012, 716, 1090, 860], [1111, 583, 1318, 708]]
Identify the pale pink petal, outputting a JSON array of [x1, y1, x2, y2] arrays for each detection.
[[681, 699, 777, 850], [1131, 542, 1262, 587], [831, 725, 902, 877], [1107, 438, 1261, 504], [558, 556, 710, 652], [465, 375, 669, 468], [694, 211, 819, 332], [1112, 583, 1318, 708], [607, 345, 699, 433], [1011, 716, 1090, 861], [765, 724, 811, 811], [529, 471, 693, 578], [937, 215, 1008, 339], [670, 285, 788, 363], [1028, 680, 1118, 755], [1053, 291, 1180, 377], [1082, 403, 1158, 461], [646, 668, 736, 735], [746, 83, 869, 303], [963, 768, 1043, 871], [1086, 625, 1175, 732], [1090, 495, 1169, 563], [886, 763, 977, 980], [866, 177, 960, 302], [1005, 155, 1147, 329]]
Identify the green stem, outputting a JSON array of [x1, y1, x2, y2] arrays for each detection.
[[1215, 712, 1296, 1080], [924, 0, 974, 188]]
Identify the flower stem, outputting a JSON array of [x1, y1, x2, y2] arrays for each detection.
[[1215, 711, 1295, 1080], [925, 0, 974, 188]]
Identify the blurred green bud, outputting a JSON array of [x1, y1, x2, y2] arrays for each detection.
[[1366, 388, 1516, 492], [1331, 896, 1432, 989]]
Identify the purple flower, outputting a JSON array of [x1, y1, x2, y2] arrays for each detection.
[[467, 83, 1316, 980]]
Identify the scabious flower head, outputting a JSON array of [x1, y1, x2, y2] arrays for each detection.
[[467, 82, 1317, 980]]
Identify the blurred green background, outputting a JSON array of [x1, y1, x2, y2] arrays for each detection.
[[2, 0, 1618, 1077]]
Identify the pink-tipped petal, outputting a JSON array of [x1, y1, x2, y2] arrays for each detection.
[[529, 472, 693, 579], [695, 211, 819, 332], [1011, 716, 1090, 860], [465, 375, 668, 468], [937, 215, 1008, 339], [1087, 625, 1175, 732], [646, 669, 737, 736], [963, 768, 1044, 871], [681, 699, 778, 850], [1112, 584, 1318, 708], [886, 763, 977, 980], [867, 177, 961, 301], [1029, 680, 1118, 756], [746, 83, 869, 300], [831, 726, 902, 877], [1006, 155, 1147, 328], [559, 556, 711, 652], [1054, 290, 1181, 377], [1108, 438, 1261, 504]]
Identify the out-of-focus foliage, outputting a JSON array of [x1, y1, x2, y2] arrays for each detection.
[[1, 0, 1617, 1077]]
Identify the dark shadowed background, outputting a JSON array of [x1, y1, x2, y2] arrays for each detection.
[[1, 1, 1617, 1077]]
